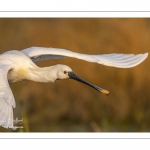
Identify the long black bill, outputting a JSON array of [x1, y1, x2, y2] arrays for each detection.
[[68, 72, 109, 95]]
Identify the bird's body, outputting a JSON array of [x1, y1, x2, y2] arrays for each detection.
[[2, 50, 36, 82], [1, 50, 62, 83], [0, 46, 148, 129]]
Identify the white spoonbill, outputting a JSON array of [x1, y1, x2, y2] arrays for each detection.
[[0, 46, 148, 129]]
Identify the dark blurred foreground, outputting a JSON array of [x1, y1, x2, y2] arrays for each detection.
[[0, 18, 150, 132]]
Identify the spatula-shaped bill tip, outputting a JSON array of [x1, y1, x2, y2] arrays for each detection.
[[100, 89, 109, 95]]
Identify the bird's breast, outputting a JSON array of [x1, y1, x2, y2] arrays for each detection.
[[17, 68, 27, 77], [8, 67, 28, 82]]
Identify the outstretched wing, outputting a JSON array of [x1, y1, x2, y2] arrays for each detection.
[[21, 47, 148, 68], [0, 65, 16, 129]]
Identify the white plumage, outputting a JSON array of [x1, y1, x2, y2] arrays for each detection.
[[22, 47, 148, 68], [0, 46, 148, 129]]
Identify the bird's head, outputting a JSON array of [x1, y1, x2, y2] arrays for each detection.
[[55, 64, 72, 80], [55, 64, 109, 95]]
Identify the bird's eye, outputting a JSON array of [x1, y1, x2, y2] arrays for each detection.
[[64, 71, 67, 74]]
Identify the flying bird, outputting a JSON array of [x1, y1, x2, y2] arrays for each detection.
[[0, 46, 148, 129]]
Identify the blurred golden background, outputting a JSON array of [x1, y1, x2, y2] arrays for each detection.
[[0, 18, 149, 132]]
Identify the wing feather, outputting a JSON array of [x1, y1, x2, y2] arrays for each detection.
[[0, 65, 16, 129], [21, 46, 148, 68]]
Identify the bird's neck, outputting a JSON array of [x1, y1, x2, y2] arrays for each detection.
[[27, 65, 57, 83]]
